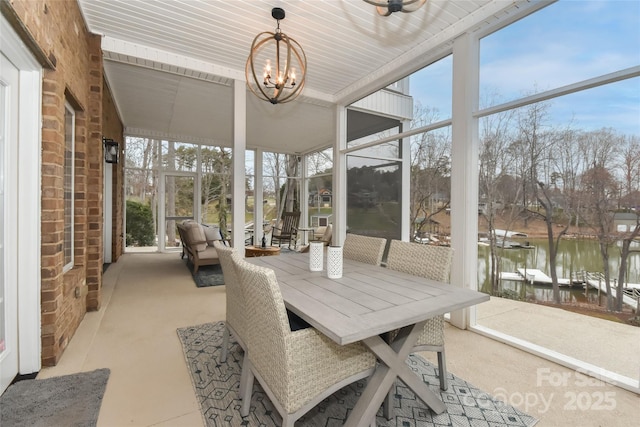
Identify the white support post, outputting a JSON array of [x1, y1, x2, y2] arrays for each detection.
[[450, 32, 480, 329], [254, 149, 264, 246], [401, 119, 411, 242], [301, 154, 309, 229], [333, 105, 348, 246], [232, 80, 247, 249]]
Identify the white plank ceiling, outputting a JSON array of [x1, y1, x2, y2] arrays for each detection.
[[78, 0, 540, 153]]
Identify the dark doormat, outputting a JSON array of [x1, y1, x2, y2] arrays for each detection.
[[0, 368, 110, 427], [189, 262, 225, 288]]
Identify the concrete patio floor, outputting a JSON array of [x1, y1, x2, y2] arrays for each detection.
[[38, 252, 639, 426], [476, 297, 640, 381]]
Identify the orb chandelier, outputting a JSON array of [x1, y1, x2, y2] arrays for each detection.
[[245, 7, 307, 104], [363, 0, 426, 16]]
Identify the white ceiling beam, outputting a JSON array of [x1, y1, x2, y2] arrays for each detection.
[[124, 126, 224, 147], [102, 36, 335, 104], [102, 36, 243, 82]]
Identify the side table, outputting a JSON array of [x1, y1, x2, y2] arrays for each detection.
[[297, 227, 315, 246], [245, 245, 281, 257]]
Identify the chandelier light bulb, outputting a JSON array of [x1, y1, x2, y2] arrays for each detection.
[[263, 60, 272, 82]]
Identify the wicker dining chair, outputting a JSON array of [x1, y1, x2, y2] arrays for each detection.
[[232, 256, 376, 427], [215, 242, 247, 361], [214, 242, 252, 400], [386, 239, 454, 391], [342, 233, 387, 266]]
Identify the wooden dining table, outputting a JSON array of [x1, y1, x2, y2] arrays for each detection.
[[247, 251, 489, 427]]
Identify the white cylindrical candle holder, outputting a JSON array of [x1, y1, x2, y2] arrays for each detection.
[[309, 241, 324, 272], [327, 245, 343, 279]]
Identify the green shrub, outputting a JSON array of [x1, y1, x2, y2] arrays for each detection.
[[126, 200, 155, 246]]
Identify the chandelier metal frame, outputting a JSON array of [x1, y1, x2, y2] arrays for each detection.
[[245, 7, 307, 104]]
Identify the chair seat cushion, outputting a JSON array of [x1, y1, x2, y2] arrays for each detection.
[[286, 310, 310, 331], [197, 246, 219, 260]]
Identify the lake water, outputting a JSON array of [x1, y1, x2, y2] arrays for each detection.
[[478, 238, 640, 304]]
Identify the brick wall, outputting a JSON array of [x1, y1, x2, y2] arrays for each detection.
[[8, 0, 123, 365], [102, 82, 125, 263]]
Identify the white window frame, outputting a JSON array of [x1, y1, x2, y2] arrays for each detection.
[[63, 101, 75, 273]]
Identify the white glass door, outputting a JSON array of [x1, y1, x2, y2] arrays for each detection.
[[0, 51, 19, 393]]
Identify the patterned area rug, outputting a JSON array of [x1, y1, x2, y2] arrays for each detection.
[[188, 248, 296, 287], [177, 322, 538, 427], [188, 262, 225, 288]]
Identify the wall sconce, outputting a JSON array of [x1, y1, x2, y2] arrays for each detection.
[[103, 138, 119, 164]]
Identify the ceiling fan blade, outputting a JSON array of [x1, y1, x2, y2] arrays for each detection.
[[402, 0, 426, 13], [376, 6, 392, 16]]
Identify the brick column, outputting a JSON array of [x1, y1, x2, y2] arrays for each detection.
[[86, 36, 104, 311]]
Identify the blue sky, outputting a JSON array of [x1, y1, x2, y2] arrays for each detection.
[[410, 0, 640, 136]]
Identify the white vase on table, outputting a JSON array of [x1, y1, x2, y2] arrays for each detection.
[[309, 241, 324, 271], [326, 246, 343, 279]]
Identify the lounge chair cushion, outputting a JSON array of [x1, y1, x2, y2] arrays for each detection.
[[185, 222, 208, 252], [320, 224, 332, 245], [197, 246, 220, 260]]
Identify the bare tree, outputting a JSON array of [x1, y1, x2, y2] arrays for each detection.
[[409, 104, 451, 239], [282, 154, 300, 215], [578, 129, 621, 310], [553, 129, 586, 228], [200, 146, 232, 232], [264, 152, 300, 222], [618, 135, 640, 197], [479, 105, 517, 295], [215, 149, 232, 234], [515, 100, 568, 303]]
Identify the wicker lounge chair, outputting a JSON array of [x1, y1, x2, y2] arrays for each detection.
[[386, 239, 454, 391], [342, 233, 387, 266], [232, 256, 376, 426]]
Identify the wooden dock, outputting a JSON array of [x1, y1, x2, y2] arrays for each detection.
[[498, 268, 575, 286], [582, 272, 638, 309], [499, 269, 640, 308]]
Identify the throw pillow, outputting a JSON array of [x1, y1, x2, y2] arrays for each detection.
[[321, 224, 332, 245], [202, 224, 223, 245]]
